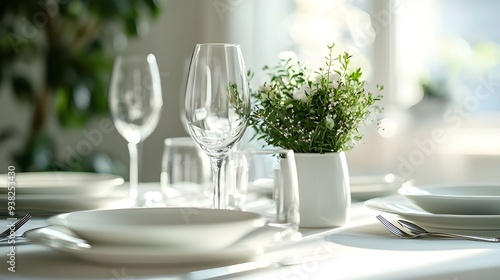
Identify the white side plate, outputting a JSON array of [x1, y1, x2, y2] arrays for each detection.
[[365, 195, 500, 230], [350, 174, 406, 201], [398, 183, 500, 215], [0, 172, 124, 197]]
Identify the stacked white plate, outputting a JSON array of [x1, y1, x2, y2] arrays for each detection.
[[365, 183, 500, 230], [0, 172, 126, 215], [350, 173, 407, 201], [25, 207, 278, 264]]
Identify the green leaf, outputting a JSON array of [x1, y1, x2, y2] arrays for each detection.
[[144, 0, 161, 17], [55, 86, 89, 128]]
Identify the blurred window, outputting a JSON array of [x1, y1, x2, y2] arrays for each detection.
[[290, 0, 500, 113]]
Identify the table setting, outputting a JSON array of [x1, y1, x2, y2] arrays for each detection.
[[2, 177, 500, 279], [2, 199, 500, 279], [2, 43, 500, 280]]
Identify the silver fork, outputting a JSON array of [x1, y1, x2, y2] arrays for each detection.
[[376, 215, 414, 239], [0, 214, 32, 239]]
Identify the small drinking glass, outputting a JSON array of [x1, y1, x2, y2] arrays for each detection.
[[109, 54, 163, 205], [225, 149, 300, 239], [160, 137, 211, 207]]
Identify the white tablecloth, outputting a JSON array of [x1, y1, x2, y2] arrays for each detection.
[[1, 203, 500, 280]]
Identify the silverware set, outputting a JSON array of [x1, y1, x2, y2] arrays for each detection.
[[376, 214, 499, 243]]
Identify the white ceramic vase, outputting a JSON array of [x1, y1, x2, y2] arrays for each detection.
[[294, 152, 350, 228]]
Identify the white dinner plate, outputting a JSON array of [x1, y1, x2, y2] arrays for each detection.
[[365, 195, 500, 230], [48, 207, 266, 249], [350, 174, 407, 201], [25, 225, 282, 265], [0, 193, 131, 216], [0, 172, 124, 197], [398, 183, 500, 215]]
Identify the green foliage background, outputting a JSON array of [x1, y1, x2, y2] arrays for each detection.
[[0, 0, 161, 172]]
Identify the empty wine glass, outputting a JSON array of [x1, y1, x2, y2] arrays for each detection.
[[184, 43, 250, 209], [109, 54, 163, 205]]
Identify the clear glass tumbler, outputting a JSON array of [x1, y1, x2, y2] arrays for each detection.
[[225, 149, 300, 239], [161, 137, 211, 207]]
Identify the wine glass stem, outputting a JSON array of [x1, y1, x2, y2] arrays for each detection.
[[210, 157, 225, 209], [128, 142, 141, 203]]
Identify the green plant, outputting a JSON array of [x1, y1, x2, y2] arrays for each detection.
[[249, 44, 383, 153], [0, 0, 161, 172]]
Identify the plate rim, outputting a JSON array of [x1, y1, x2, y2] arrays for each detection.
[[0, 171, 124, 192], [398, 182, 500, 199], [48, 207, 265, 227]]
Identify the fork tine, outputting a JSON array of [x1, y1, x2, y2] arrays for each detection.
[[0, 214, 30, 236], [0, 214, 32, 238], [376, 215, 411, 238], [16, 214, 31, 224], [14, 214, 32, 231], [4, 214, 32, 235], [1, 227, 11, 239]]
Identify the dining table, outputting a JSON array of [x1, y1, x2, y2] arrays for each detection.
[[2, 187, 500, 280]]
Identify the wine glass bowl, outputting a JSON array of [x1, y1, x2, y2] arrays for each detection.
[[184, 43, 250, 209], [109, 54, 163, 204], [110, 54, 162, 143]]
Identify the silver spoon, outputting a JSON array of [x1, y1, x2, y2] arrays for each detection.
[[397, 219, 499, 243], [24, 226, 91, 250]]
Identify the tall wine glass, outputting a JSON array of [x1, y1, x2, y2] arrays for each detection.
[[184, 43, 250, 209], [109, 54, 163, 205]]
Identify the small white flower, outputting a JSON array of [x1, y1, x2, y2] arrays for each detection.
[[259, 84, 273, 100], [329, 72, 340, 83], [259, 84, 272, 94], [325, 117, 334, 129], [310, 73, 323, 85], [293, 84, 310, 102]]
